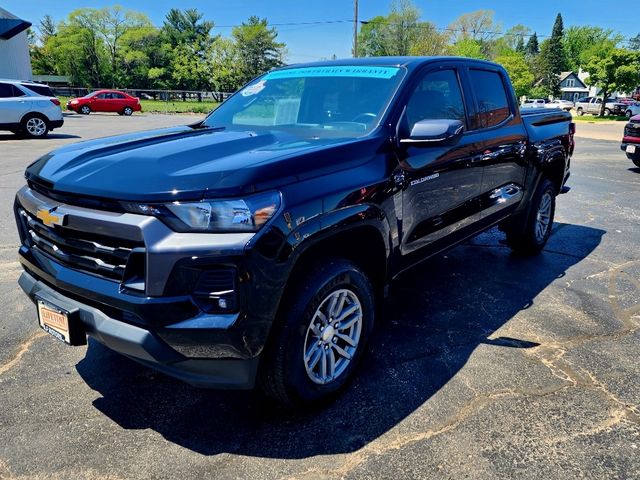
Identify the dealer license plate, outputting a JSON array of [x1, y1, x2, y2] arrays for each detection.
[[626, 145, 636, 154], [37, 300, 72, 344]]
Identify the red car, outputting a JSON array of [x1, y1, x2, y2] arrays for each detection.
[[621, 115, 640, 168], [66, 90, 142, 116]]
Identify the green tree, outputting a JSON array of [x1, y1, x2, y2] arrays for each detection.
[[29, 15, 58, 75], [358, 1, 424, 57], [93, 6, 152, 87], [47, 9, 110, 86], [541, 14, 568, 74], [503, 24, 531, 51], [515, 36, 525, 54], [232, 16, 285, 85], [496, 51, 534, 98], [525, 32, 539, 58], [564, 26, 621, 71], [161, 9, 217, 91], [585, 48, 640, 116], [451, 38, 487, 59], [448, 10, 501, 43]]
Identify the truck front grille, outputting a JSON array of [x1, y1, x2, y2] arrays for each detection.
[[18, 208, 144, 282]]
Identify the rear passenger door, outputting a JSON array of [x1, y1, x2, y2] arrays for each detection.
[[0, 83, 31, 124], [464, 67, 528, 221]]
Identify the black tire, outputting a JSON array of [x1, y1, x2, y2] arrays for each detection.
[[604, 108, 612, 116], [20, 114, 49, 139], [123, 106, 133, 116], [80, 105, 91, 115], [259, 258, 375, 408], [506, 178, 556, 255], [632, 157, 640, 168], [626, 110, 633, 119]]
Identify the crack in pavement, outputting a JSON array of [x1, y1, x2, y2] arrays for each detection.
[[281, 262, 640, 479], [0, 331, 45, 376]]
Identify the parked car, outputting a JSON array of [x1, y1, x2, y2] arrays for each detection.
[[624, 102, 640, 119], [0, 79, 63, 138], [14, 57, 574, 407], [615, 97, 636, 105], [621, 115, 640, 168], [575, 97, 626, 116], [66, 90, 142, 115], [545, 99, 574, 111], [521, 98, 547, 109]]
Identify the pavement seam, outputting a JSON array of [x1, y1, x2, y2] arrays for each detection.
[[0, 331, 45, 376]]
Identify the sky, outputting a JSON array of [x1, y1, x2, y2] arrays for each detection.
[[4, 0, 640, 63]]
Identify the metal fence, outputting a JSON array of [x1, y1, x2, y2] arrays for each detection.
[[50, 87, 234, 103]]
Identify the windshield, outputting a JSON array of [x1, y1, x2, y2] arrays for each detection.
[[204, 65, 406, 139], [84, 91, 99, 98]]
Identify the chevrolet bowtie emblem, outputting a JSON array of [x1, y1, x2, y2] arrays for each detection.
[[36, 207, 66, 227]]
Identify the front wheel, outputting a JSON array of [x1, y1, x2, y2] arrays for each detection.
[[80, 105, 91, 115], [577, 108, 584, 116], [259, 258, 375, 407], [604, 108, 612, 116], [631, 157, 640, 168], [506, 178, 556, 255], [626, 110, 633, 119]]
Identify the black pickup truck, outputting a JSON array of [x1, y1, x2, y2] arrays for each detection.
[[15, 57, 574, 407]]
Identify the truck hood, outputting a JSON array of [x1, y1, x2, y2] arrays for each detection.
[[26, 125, 382, 202]]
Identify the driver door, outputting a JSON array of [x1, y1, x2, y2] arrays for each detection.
[[398, 66, 483, 255]]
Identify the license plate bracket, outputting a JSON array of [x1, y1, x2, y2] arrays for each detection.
[[35, 295, 86, 346]]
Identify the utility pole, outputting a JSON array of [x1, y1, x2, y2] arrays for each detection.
[[353, 0, 359, 57]]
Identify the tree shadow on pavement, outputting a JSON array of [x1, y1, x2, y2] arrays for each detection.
[[76, 222, 605, 458]]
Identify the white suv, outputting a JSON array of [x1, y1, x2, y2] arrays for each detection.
[[0, 79, 64, 138]]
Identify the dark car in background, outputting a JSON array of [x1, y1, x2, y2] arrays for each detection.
[[67, 90, 142, 115]]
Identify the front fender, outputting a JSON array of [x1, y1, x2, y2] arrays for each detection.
[[277, 203, 392, 265]]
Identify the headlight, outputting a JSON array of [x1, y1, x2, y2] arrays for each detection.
[[70, 100, 79, 104], [122, 191, 281, 233]]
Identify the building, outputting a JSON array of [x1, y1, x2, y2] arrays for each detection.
[[0, 8, 32, 80], [558, 71, 589, 102]]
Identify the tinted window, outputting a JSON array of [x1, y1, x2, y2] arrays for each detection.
[[113, 93, 126, 99], [21, 83, 53, 97], [97, 93, 109, 99], [405, 69, 466, 130], [0, 83, 15, 98], [469, 69, 511, 128], [11, 85, 25, 97]]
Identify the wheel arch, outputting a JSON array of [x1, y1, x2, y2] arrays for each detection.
[[281, 208, 391, 301]]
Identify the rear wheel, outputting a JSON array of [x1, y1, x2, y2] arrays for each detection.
[[123, 106, 133, 116], [577, 108, 584, 116], [506, 178, 556, 255], [21, 115, 49, 138], [80, 105, 91, 115], [259, 258, 375, 408], [632, 157, 640, 168]]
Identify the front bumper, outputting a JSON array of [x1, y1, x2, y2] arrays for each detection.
[[14, 185, 291, 389], [19, 271, 259, 388]]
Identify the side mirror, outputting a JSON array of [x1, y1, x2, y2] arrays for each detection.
[[400, 119, 464, 147]]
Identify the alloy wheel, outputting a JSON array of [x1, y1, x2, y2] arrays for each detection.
[[303, 288, 363, 385], [535, 191, 553, 243], [26, 118, 47, 137]]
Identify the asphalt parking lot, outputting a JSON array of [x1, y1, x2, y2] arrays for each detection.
[[0, 113, 639, 479]]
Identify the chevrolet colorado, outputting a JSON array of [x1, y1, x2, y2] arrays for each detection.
[[15, 57, 574, 407]]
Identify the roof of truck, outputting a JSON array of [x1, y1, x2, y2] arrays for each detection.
[[283, 56, 501, 71]]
